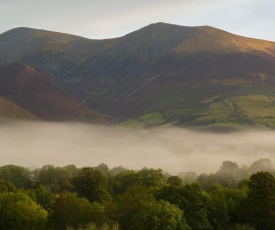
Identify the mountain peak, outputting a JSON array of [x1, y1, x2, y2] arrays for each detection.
[[114, 22, 198, 56], [139, 22, 194, 33]]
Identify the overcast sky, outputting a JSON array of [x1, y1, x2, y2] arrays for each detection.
[[1, 0, 274, 41]]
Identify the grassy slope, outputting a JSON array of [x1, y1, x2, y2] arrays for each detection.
[[118, 94, 275, 130]]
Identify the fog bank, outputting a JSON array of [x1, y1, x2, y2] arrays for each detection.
[[0, 122, 274, 174]]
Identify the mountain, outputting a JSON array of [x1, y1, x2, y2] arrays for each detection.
[[1, 23, 275, 130], [0, 63, 107, 123]]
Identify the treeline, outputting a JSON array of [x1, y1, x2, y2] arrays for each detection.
[[0, 159, 274, 230]]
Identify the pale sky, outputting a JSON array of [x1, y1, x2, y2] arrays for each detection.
[[1, 0, 275, 41]]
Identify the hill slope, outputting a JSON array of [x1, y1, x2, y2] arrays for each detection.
[[0, 27, 115, 80], [0, 63, 107, 123], [1, 23, 275, 129], [0, 96, 39, 120]]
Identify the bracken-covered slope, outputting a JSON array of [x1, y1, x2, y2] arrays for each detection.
[[0, 63, 107, 123], [1, 23, 275, 129]]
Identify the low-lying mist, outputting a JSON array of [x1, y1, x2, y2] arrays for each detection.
[[0, 121, 274, 174]]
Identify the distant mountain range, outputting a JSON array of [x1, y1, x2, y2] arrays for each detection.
[[1, 22, 275, 130]]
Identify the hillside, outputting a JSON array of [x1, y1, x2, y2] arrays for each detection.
[[0, 27, 115, 80], [0, 96, 39, 120], [0, 63, 107, 123], [1, 23, 275, 129]]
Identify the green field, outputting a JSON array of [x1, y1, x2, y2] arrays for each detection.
[[118, 94, 275, 130]]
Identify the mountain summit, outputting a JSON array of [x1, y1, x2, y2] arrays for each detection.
[[1, 23, 275, 129]]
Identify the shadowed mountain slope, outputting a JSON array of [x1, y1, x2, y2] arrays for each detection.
[[0, 63, 107, 123], [1, 23, 275, 129]]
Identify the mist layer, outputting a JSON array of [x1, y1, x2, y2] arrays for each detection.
[[0, 121, 274, 174]]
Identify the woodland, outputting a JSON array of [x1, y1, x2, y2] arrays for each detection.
[[0, 159, 274, 230]]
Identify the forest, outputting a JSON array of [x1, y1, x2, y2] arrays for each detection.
[[0, 159, 274, 230]]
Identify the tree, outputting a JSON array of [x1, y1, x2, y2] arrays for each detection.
[[110, 166, 127, 176], [49, 193, 104, 230], [0, 191, 47, 230], [112, 168, 166, 194], [73, 168, 111, 203], [207, 184, 228, 229], [250, 159, 274, 174], [94, 163, 110, 176], [37, 165, 77, 193], [0, 180, 16, 193], [180, 183, 213, 230], [136, 168, 166, 188], [167, 176, 183, 186], [117, 185, 155, 215], [238, 172, 275, 229], [216, 161, 240, 188], [129, 200, 190, 230], [157, 183, 213, 230], [32, 185, 55, 211], [0, 165, 32, 188], [115, 185, 155, 229], [177, 172, 197, 184]]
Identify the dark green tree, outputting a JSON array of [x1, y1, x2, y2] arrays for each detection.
[[238, 172, 275, 229], [115, 185, 155, 228], [73, 167, 111, 203], [117, 185, 155, 215], [167, 176, 183, 186], [207, 184, 229, 229]]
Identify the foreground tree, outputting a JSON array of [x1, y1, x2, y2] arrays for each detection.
[[49, 193, 105, 230], [157, 183, 213, 229], [238, 172, 275, 229], [0, 180, 16, 193], [207, 184, 228, 229], [0, 191, 47, 230]]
